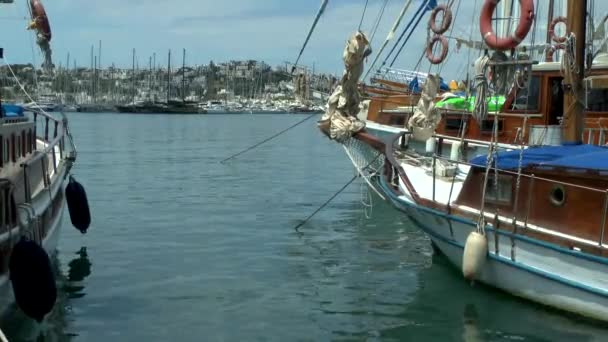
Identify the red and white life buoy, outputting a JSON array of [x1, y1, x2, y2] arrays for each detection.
[[29, 0, 51, 42], [480, 0, 535, 50], [429, 4, 453, 35], [426, 35, 449, 65], [549, 16, 567, 43], [545, 44, 565, 62]]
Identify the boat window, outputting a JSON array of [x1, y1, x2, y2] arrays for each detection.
[[445, 117, 467, 131], [480, 119, 504, 133], [511, 76, 540, 111], [587, 88, 608, 112], [484, 174, 513, 204]]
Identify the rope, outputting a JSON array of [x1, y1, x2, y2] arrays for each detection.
[[369, 0, 390, 45], [3, 58, 52, 116], [386, 0, 430, 68], [473, 55, 490, 122], [291, 0, 329, 73], [219, 113, 318, 163], [360, 179, 374, 219], [358, 0, 370, 31], [294, 174, 358, 232], [437, 0, 461, 76], [294, 151, 383, 232]]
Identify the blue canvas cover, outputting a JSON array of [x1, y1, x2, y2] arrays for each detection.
[[1, 104, 25, 117], [469, 144, 608, 171]]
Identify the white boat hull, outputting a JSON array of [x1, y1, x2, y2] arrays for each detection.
[[376, 176, 608, 322], [343, 121, 608, 322], [0, 137, 72, 318]]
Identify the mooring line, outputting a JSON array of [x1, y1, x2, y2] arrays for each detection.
[[294, 174, 359, 232], [220, 113, 319, 164], [294, 151, 383, 232]]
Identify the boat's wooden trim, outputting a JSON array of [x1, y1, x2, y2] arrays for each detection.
[[352, 131, 608, 259]]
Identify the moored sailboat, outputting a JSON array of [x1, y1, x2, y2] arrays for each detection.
[[318, 0, 608, 322]]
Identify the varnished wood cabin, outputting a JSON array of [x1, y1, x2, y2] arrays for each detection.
[[362, 54, 608, 146]]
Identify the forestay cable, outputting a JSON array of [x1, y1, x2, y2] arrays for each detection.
[[291, 0, 329, 73]]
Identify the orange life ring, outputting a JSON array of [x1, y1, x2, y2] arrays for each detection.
[[545, 44, 565, 62], [429, 4, 453, 35], [549, 16, 567, 43], [480, 0, 535, 50], [30, 0, 51, 42], [426, 35, 449, 65]]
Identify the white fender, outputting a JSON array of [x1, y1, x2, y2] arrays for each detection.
[[462, 231, 488, 281]]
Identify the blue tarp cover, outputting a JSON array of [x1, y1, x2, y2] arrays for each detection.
[[469, 144, 608, 171], [1, 104, 25, 117]]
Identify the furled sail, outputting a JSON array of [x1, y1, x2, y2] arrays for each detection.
[[318, 31, 371, 142], [408, 74, 441, 141]]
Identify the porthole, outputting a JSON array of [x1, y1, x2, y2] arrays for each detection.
[[550, 185, 566, 206]]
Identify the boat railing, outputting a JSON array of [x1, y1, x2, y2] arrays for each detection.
[[386, 132, 608, 247], [583, 126, 608, 146], [20, 111, 71, 203]]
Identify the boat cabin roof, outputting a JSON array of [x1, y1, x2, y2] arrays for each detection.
[[469, 144, 608, 171]]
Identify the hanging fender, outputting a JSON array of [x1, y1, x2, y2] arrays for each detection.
[[545, 44, 565, 62], [426, 35, 449, 65], [480, 0, 535, 50], [549, 16, 567, 44], [429, 4, 453, 35], [28, 0, 51, 42]]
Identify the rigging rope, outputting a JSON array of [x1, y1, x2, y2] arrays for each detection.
[[292, 0, 329, 73], [363, 0, 415, 80], [389, 7, 430, 68], [369, 0, 390, 45], [3, 58, 51, 116], [219, 113, 318, 163], [383, 0, 430, 69], [358, 0, 370, 31]]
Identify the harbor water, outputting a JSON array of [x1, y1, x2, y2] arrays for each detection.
[[2, 113, 607, 341]]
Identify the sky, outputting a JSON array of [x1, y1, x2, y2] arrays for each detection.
[[0, 0, 605, 80]]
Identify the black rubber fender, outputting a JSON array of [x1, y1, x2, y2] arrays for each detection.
[[65, 175, 91, 234], [9, 237, 57, 322]]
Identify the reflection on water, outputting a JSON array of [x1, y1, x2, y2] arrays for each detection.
[[64, 248, 92, 300], [2, 247, 92, 342]]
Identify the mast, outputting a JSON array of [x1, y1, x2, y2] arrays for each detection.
[[131, 48, 136, 103], [149, 56, 152, 98], [167, 49, 171, 102], [182, 48, 186, 103], [562, 0, 587, 144]]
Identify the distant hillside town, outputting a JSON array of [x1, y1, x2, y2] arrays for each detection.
[[0, 57, 338, 113]]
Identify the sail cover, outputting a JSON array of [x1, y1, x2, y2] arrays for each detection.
[[318, 31, 371, 142]]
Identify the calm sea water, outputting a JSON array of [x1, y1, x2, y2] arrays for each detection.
[[2, 113, 608, 341]]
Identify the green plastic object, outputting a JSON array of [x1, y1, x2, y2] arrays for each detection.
[[436, 95, 506, 112]]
